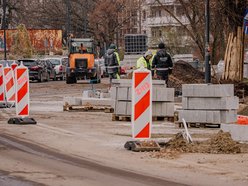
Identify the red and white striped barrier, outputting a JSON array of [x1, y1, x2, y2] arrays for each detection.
[[0, 64, 5, 103], [11, 61, 18, 72], [15, 62, 29, 117], [132, 67, 152, 139], [3, 65, 15, 103]]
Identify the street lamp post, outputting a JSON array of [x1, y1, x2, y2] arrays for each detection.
[[66, 0, 71, 37], [3, 0, 7, 60], [205, 0, 211, 83]]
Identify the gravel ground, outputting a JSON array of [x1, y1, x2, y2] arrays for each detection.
[[0, 79, 247, 186]]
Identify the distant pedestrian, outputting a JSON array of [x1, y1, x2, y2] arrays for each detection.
[[136, 50, 153, 70], [152, 42, 173, 84]]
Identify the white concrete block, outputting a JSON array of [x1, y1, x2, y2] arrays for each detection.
[[63, 97, 82, 106], [117, 87, 129, 100], [155, 88, 174, 102], [153, 102, 174, 117], [221, 124, 248, 142], [182, 84, 234, 97], [220, 110, 237, 123], [82, 90, 94, 98], [182, 97, 239, 110], [178, 110, 237, 124], [178, 110, 220, 123], [112, 79, 167, 87], [115, 101, 127, 115], [110, 87, 117, 100], [81, 98, 113, 106], [100, 92, 111, 98]]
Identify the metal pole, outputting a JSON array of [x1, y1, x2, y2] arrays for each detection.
[[3, 0, 7, 60], [205, 0, 211, 83], [66, 0, 71, 37]]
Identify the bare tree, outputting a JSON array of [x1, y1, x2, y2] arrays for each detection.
[[88, 0, 140, 47]]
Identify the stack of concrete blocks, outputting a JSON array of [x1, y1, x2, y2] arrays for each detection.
[[110, 79, 175, 119], [178, 84, 239, 124], [63, 89, 113, 109]]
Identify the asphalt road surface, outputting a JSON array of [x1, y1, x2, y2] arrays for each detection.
[[0, 133, 184, 186]]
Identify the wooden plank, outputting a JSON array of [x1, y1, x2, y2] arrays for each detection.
[[223, 33, 231, 80], [229, 35, 237, 80], [237, 27, 241, 81], [224, 33, 233, 80], [175, 122, 220, 128]]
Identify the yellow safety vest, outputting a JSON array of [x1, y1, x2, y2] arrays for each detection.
[[136, 56, 151, 69]]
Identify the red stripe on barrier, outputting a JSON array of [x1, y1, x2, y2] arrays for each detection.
[[4, 68, 11, 74], [19, 105, 28, 115], [0, 93, 3, 100], [135, 72, 149, 88], [6, 79, 14, 92], [0, 75, 3, 84], [17, 69, 26, 80], [134, 90, 150, 120], [9, 93, 15, 101], [17, 82, 28, 103], [135, 122, 150, 138]]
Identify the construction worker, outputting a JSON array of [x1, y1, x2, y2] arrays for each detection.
[[136, 50, 153, 70], [152, 42, 173, 84], [79, 43, 87, 53], [104, 44, 120, 83]]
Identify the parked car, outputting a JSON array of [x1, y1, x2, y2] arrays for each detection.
[[39, 59, 57, 81], [44, 57, 68, 80], [18, 59, 49, 82]]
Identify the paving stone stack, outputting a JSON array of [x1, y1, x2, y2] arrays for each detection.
[[178, 84, 238, 124], [110, 79, 175, 119]]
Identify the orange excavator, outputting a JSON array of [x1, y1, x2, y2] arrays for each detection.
[[66, 38, 101, 84]]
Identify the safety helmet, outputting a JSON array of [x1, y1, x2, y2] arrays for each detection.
[[144, 50, 153, 58], [109, 44, 117, 49]]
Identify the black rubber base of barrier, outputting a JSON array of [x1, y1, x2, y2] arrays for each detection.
[[124, 140, 160, 152], [8, 117, 37, 125]]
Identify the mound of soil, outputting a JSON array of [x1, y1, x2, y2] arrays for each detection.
[[150, 130, 241, 159], [168, 61, 205, 93], [168, 60, 247, 99]]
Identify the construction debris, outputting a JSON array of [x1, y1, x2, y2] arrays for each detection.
[[150, 130, 241, 159]]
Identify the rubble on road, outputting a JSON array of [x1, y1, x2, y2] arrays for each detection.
[[150, 130, 242, 159]]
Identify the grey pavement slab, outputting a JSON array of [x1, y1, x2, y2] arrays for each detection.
[[182, 84, 234, 97]]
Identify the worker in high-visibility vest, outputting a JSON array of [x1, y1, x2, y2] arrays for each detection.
[[152, 42, 173, 84], [136, 50, 153, 70], [104, 44, 120, 84]]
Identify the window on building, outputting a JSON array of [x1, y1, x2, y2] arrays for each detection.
[[159, 30, 162, 37], [151, 9, 156, 17], [142, 10, 146, 20], [158, 10, 162, 17], [133, 17, 138, 26], [152, 30, 156, 37], [143, 30, 146, 34], [176, 5, 184, 17]]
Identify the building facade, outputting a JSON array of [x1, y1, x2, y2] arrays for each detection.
[[141, 0, 191, 51]]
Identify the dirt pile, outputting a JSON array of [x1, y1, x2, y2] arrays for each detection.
[[168, 61, 247, 99], [150, 131, 241, 159], [168, 61, 205, 93]]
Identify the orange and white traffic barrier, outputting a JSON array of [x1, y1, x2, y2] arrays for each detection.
[[132, 67, 152, 139], [0, 64, 5, 103], [15, 62, 29, 117], [11, 61, 18, 77], [3, 65, 15, 103]]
